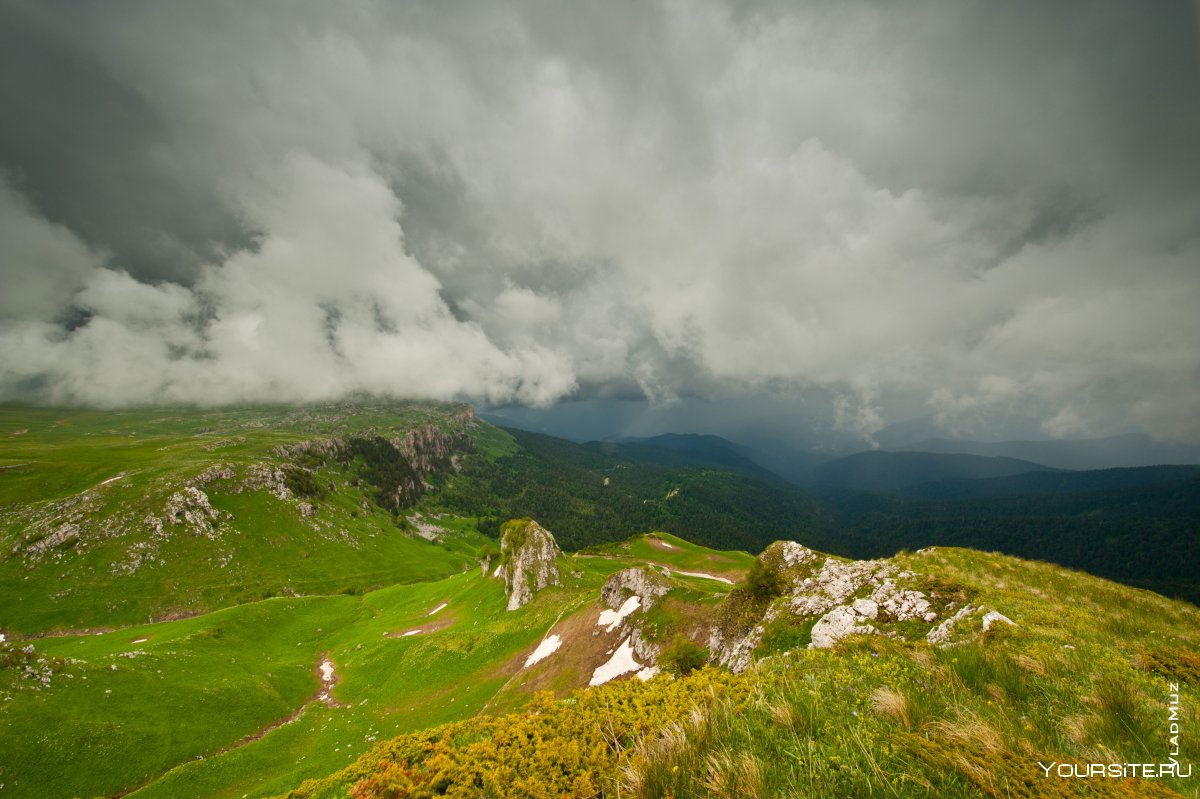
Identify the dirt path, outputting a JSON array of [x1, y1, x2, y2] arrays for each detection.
[[112, 655, 343, 797]]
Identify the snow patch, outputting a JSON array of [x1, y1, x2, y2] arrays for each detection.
[[589, 638, 642, 686], [656, 539, 674, 549], [131, 638, 148, 644], [492, 562, 503, 578], [597, 595, 641, 632], [674, 570, 734, 585], [636, 666, 660, 681], [428, 602, 448, 616], [317, 658, 339, 705], [523, 634, 562, 668], [402, 629, 421, 637]]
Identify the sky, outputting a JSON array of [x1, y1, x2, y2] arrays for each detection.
[[1, 0, 1198, 447]]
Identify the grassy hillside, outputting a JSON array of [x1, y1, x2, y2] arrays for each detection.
[[0, 527, 751, 799], [2, 405, 1196, 799], [0, 403, 487, 633], [284, 545, 1200, 799]]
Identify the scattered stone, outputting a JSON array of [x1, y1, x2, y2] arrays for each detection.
[[927, 604, 975, 646], [982, 610, 1016, 631]]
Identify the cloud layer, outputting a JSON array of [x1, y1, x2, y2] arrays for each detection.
[[1, 0, 1198, 441]]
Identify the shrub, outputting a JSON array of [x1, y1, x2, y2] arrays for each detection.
[[659, 634, 708, 676]]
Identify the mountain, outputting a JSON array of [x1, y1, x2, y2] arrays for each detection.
[[583, 433, 783, 481], [901, 432, 1200, 470], [426, 427, 836, 555], [805, 450, 1060, 492], [904, 463, 1200, 501], [811, 469, 1200, 604], [287, 539, 1200, 799], [3, 404, 1198, 799], [0, 402, 489, 632]]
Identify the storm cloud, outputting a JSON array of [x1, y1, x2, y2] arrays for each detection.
[[1, 0, 1198, 442]]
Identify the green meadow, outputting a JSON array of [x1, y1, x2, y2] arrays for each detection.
[[2, 404, 1197, 799]]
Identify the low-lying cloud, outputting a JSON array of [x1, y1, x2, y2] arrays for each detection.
[[1, 0, 1197, 442]]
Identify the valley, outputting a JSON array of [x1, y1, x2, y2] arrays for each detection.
[[1, 403, 1197, 798]]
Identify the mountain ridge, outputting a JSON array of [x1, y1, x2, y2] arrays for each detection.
[[804, 449, 1061, 492]]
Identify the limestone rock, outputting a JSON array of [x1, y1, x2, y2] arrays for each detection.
[[25, 523, 79, 557], [244, 464, 293, 501], [165, 487, 221, 539], [927, 604, 976, 646], [707, 624, 765, 673], [601, 567, 670, 611], [710, 539, 954, 667], [500, 519, 562, 611], [810, 604, 877, 649], [982, 610, 1016, 631], [786, 556, 892, 618], [870, 579, 933, 621]]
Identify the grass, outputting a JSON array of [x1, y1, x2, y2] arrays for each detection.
[[0, 524, 667, 799], [3, 406, 1198, 798], [619, 549, 1200, 799], [0, 403, 489, 633], [0, 567, 582, 799]]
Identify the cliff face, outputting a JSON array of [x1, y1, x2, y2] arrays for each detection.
[[391, 421, 475, 481], [275, 418, 476, 513], [499, 519, 562, 611]]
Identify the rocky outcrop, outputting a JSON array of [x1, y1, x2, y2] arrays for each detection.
[[243, 464, 294, 501], [708, 625, 761, 673], [601, 567, 670, 611], [810, 604, 877, 649], [391, 423, 473, 477], [599, 567, 673, 662], [709, 540, 969, 671], [927, 604, 976, 645], [273, 420, 475, 513], [164, 487, 221, 539], [24, 524, 79, 557], [499, 519, 562, 611]]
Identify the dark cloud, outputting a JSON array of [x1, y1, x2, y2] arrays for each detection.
[[0, 0, 1197, 443]]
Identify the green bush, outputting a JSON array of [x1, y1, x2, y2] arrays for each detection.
[[659, 634, 708, 676]]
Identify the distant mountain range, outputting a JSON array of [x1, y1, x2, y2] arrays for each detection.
[[904, 463, 1200, 501], [802, 450, 1060, 492], [588, 431, 1200, 603], [584, 433, 782, 482], [889, 432, 1200, 471]]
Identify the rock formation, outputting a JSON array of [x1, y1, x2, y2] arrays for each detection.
[[710, 540, 979, 672], [601, 567, 670, 611], [499, 519, 562, 611]]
